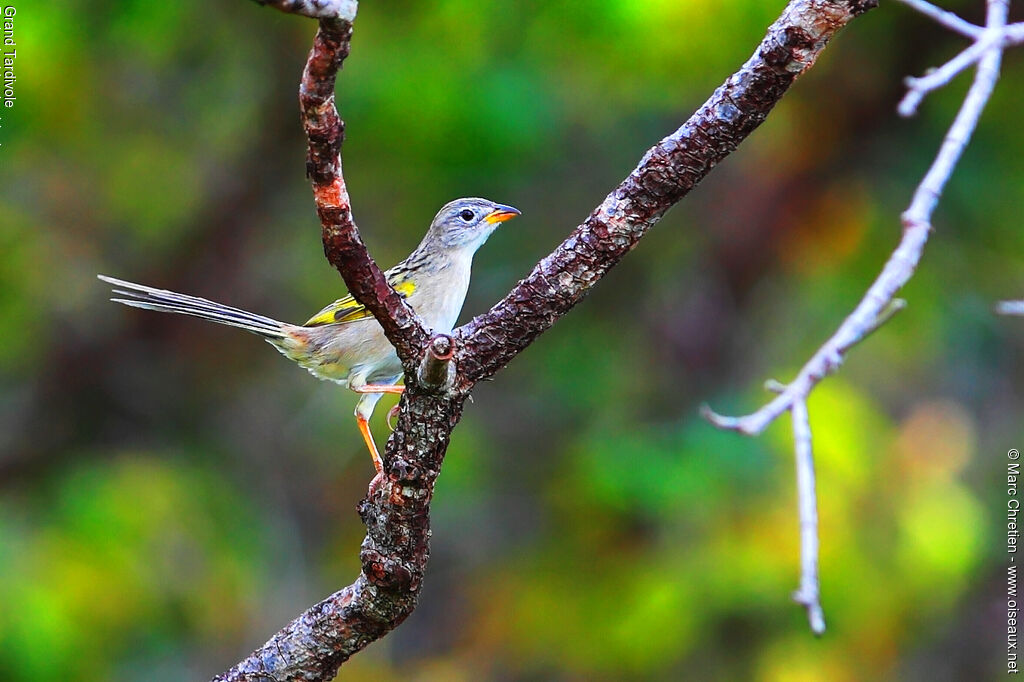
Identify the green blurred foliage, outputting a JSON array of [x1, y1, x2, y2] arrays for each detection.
[[1, 0, 1022, 679]]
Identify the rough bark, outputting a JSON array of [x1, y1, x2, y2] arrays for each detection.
[[455, 0, 878, 384], [214, 391, 466, 681], [301, 18, 428, 369], [216, 1, 877, 679]]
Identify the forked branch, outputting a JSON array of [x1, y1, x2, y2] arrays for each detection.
[[703, 0, 1013, 634], [216, 0, 877, 679]]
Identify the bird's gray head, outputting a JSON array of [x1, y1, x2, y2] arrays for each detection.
[[426, 197, 520, 254]]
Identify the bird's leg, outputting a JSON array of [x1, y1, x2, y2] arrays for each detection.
[[352, 384, 405, 395], [355, 414, 383, 473], [353, 390, 386, 482], [352, 383, 404, 495]]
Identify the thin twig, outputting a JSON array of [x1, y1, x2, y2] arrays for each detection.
[[899, 36, 992, 116], [903, 0, 1007, 222], [996, 300, 1024, 316], [894, 0, 1024, 116], [892, 0, 982, 38], [893, 0, 1024, 46], [704, 0, 1009, 437], [790, 399, 825, 636]]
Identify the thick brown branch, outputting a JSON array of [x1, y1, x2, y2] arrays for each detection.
[[214, 392, 467, 681], [300, 17, 428, 368], [454, 0, 876, 384], [417, 334, 456, 390]]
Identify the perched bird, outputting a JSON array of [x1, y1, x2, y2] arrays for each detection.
[[100, 197, 520, 472]]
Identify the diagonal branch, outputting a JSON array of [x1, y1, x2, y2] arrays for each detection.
[[454, 0, 878, 385], [703, 0, 1009, 437], [703, 0, 1011, 633], [266, 1, 428, 368]]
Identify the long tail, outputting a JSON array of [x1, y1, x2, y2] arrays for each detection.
[[99, 275, 288, 340]]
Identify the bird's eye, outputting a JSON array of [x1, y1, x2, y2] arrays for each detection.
[[459, 209, 475, 222]]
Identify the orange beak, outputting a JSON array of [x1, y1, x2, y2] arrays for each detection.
[[484, 204, 522, 224]]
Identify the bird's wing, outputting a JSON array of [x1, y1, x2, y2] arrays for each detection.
[[303, 276, 416, 327]]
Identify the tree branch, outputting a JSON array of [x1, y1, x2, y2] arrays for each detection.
[[703, 0, 1011, 633], [213, 392, 467, 682], [997, 300, 1024, 316], [790, 398, 825, 635], [455, 0, 877, 384], [898, 33, 996, 116], [703, 0, 1009, 437], [893, 3, 1023, 117], [892, 0, 983, 38], [417, 334, 456, 390], [267, 1, 429, 368], [255, 0, 357, 22], [216, 1, 878, 678]]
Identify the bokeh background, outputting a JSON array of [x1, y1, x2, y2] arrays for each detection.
[[3, 0, 1024, 679]]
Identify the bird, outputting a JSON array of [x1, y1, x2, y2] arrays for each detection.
[[99, 197, 520, 474]]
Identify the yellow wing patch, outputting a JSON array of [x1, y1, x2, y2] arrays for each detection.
[[303, 280, 416, 327]]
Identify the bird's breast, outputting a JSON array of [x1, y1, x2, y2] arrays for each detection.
[[407, 258, 472, 333]]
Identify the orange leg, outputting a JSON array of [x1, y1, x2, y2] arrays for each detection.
[[353, 384, 405, 395], [352, 384, 404, 472], [356, 415, 383, 473]]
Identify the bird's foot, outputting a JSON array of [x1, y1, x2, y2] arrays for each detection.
[[367, 471, 387, 498], [387, 404, 401, 431]]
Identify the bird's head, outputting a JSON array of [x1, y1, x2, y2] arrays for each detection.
[[427, 197, 520, 255]]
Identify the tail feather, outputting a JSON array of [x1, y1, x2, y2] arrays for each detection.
[[99, 275, 287, 339]]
